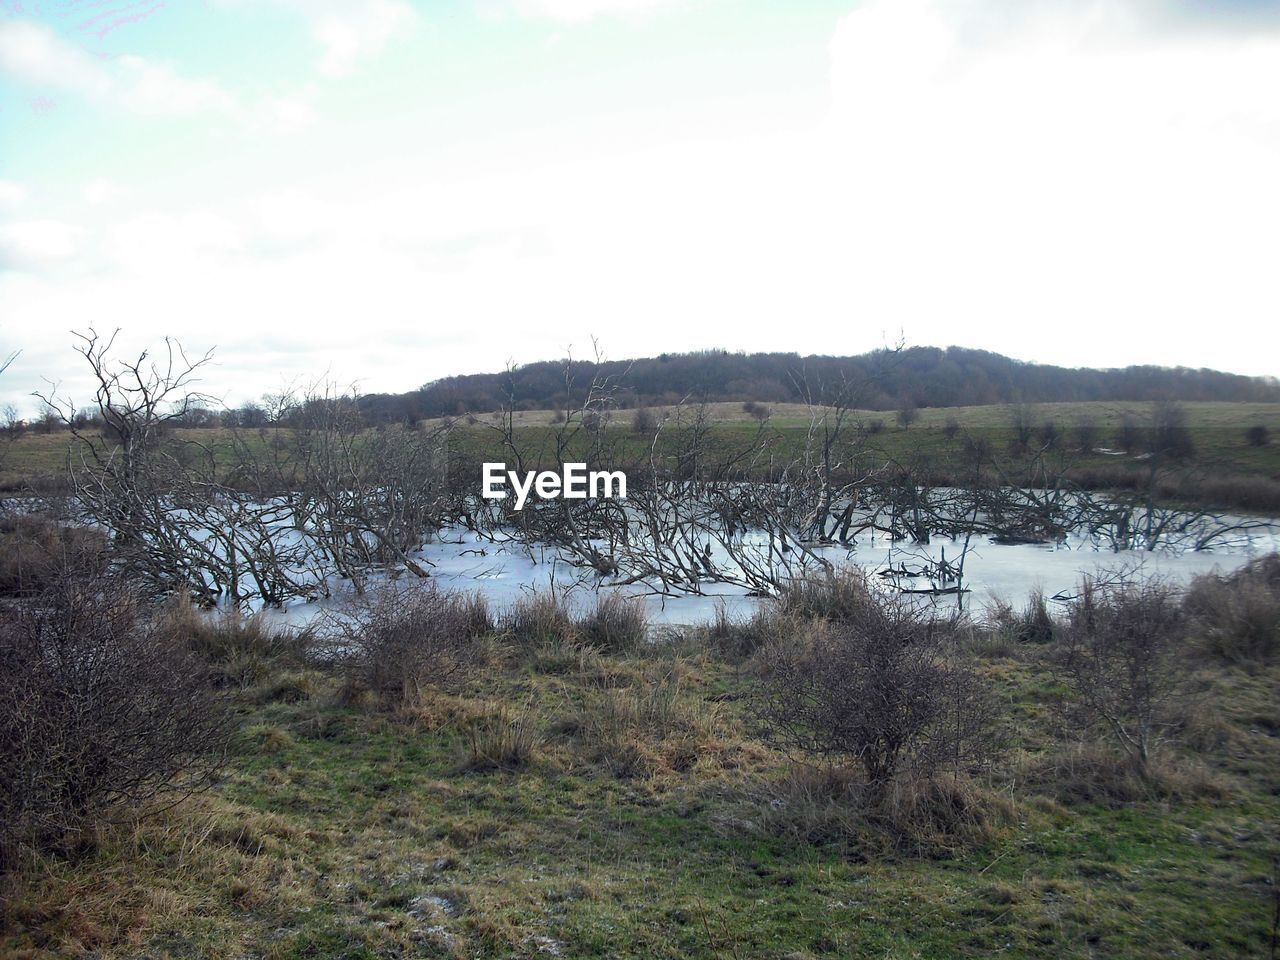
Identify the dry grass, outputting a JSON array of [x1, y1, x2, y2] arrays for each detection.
[[1184, 554, 1280, 666], [157, 595, 314, 689], [576, 592, 649, 653]]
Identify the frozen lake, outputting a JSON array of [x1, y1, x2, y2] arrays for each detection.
[[264, 520, 1280, 629]]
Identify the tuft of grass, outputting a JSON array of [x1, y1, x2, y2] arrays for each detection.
[[158, 595, 313, 689], [460, 703, 542, 772], [576, 593, 649, 653], [503, 591, 579, 651]]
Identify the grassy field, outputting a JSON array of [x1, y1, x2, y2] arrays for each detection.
[[4, 400, 1279, 497], [4, 600, 1279, 959]]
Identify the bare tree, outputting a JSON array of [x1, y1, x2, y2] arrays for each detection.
[[754, 572, 993, 799], [1055, 574, 1187, 777]]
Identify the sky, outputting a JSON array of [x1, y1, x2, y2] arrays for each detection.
[[1, 0, 1278, 414]]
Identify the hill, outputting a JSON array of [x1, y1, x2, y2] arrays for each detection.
[[357, 346, 1280, 423]]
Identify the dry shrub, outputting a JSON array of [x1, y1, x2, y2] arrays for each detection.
[[755, 578, 997, 798], [576, 592, 648, 653], [0, 570, 231, 867], [1056, 575, 1187, 778], [0, 514, 107, 598], [1184, 555, 1280, 665], [156, 595, 314, 689], [336, 585, 494, 711]]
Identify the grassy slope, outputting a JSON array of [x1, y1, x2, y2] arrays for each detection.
[[6, 400, 1278, 493], [5, 639, 1277, 959]]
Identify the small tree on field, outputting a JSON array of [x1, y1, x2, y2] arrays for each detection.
[[896, 401, 918, 431], [1246, 425, 1269, 448], [631, 406, 657, 434], [1055, 575, 1186, 777], [754, 573, 994, 800]]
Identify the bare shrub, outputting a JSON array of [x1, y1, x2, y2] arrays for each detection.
[[754, 582, 996, 798], [576, 593, 648, 653], [1055, 575, 1187, 777], [942, 416, 961, 440], [896, 401, 918, 431], [0, 572, 231, 866], [742, 401, 771, 423], [1245, 424, 1269, 448], [1183, 555, 1280, 665], [336, 586, 494, 710], [1073, 417, 1099, 454]]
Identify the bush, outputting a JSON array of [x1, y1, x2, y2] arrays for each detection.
[[1245, 424, 1269, 447], [336, 586, 493, 710], [577, 593, 648, 653], [1056, 576, 1186, 777], [0, 571, 230, 865], [755, 580, 995, 797], [1183, 555, 1280, 665]]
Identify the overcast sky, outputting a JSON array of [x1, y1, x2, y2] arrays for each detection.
[[1, 0, 1278, 414]]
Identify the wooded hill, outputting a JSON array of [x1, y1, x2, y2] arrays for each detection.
[[356, 346, 1280, 423]]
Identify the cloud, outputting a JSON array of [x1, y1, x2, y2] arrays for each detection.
[[0, 20, 238, 117], [84, 177, 121, 206], [214, 0, 414, 77], [511, 0, 683, 21], [0, 219, 83, 269], [312, 0, 414, 76], [0, 180, 26, 208]]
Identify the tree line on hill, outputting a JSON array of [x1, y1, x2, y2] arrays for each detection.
[[352, 346, 1280, 424]]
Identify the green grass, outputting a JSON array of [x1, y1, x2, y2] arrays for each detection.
[[5, 637, 1278, 959], [4, 400, 1279, 495]]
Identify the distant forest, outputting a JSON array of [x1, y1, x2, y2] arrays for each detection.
[[353, 347, 1280, 423]]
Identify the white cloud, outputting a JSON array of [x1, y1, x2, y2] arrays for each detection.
[[84, 178, 121, 207], [0, 180, 26, 208], [0, 220, 83, 269], [512, 0, 682, 22], [313, 0, 414, 76], [815, 0, 1280, 371], [0, 20, 238, 117]]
